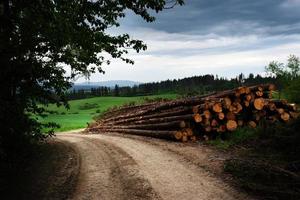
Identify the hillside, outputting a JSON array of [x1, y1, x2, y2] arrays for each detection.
[[73, 80, 141, 90]]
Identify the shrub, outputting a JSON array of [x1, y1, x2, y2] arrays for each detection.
[[78, 103, 98, 110]]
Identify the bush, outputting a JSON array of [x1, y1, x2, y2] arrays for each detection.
[[78, 103, 98, 110], [224, 118, 300, 200]]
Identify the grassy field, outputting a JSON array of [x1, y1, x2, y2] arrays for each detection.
[[39, 94, 178, 132]]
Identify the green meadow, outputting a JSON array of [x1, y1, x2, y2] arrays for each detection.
[[39, 94, 178, 132]]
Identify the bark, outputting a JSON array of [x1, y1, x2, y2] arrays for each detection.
[[133, 114, 195, 125], [100, 128, 181, 140], [111, 107, 191, 125], [99, 120, 186, 130]]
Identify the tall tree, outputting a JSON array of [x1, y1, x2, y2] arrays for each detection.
[[0, 0, 184, 152], [266, 55, 300, 102]]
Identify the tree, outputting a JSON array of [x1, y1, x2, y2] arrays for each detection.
[[0, 0, 184, 153], [266, 55, 300, 102], [114, 84, 120, 97]]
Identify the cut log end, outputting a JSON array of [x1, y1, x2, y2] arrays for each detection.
[[175, 131, 183, 140], [194, 114, 203, 123], [223, 97, 232, 109], [213, 102, 223, 113], [226, 120, 237, 131], [218, 112, 225, 120], [281, 112, 290, 121], [254, 98, 265, 110], [203, 110, 211, 119]]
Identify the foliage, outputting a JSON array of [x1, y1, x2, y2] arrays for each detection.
[[224, 118, 300, 200], [208, 127, 259, 149], [0, 0, 184, 155], [266, 55, 300, 102], [78, 103, 99, 110]]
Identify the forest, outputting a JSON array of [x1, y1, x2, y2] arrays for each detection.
[[67, 73, 277, 99]]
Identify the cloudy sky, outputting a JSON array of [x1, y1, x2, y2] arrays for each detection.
[[78, 0, 300, 83]]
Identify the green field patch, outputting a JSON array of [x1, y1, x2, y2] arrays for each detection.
[[40, 94, 177, 132]]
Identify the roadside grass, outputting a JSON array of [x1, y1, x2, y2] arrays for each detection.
[[207, 127, 259, 150], [208, 119, 300, 200], [39, 93, 178, 132]]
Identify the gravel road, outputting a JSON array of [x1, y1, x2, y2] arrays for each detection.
[[55, 131, 253, 200]]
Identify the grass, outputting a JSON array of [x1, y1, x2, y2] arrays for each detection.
[[39, 93, 178, 132], [208, 127, 259, 149], [216, 119, 300, 200]]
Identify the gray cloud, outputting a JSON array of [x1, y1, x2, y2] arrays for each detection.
[[83, 0, 300, 83], [120, 0, 300, 36]]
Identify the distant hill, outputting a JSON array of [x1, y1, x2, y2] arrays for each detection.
[[72, 80, 141, 90]]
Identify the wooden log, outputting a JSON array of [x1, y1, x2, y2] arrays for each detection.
[[226, 120, 238, 131], [255, 90, 264, 97], [268, 102, 277, 111], [99, 120, 186, 130], [192, 104, 208, 114], [218, 112, 225, 120], [190, 135, 197, 142], [280, 112, 290, 121], [212, 102, 223, 113], [104, 93, 217, 122], [194, 113, 203, 123], [245, 94, 252, 101], [223, 97, 232, 109], [175, 131, 183, 140], [203, 110, 212, 119], [100, 84, 275, 123], [133, 114, 194, 125], [103, 128, 182, 140], [112, 107, 191, 125], [257, 86, 264, 91], [290, 111, 300, 119], [254, 98, 265, 110], [184, 128, 194, 136], [182, 135, 188, 142], [277, 108, 285, 114], [232, 102, 243, 114]]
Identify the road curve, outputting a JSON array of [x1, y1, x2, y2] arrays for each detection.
[[57, 132, 253, 200]]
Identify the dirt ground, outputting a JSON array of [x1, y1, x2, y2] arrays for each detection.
[[47, 130, 255, 200]]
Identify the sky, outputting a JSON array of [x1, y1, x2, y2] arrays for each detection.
[[77, 0, 300, 83]]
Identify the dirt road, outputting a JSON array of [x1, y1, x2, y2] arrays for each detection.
[[56, 131, 253, 200]]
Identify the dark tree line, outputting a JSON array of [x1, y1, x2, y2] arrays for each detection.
[[67, 73, 277, 99]]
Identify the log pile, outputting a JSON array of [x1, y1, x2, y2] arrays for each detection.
[[87, 84, 299, 142]]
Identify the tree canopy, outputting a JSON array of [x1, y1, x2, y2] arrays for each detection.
[[0, 0, 184, 152], [266, 55, 300, 102]]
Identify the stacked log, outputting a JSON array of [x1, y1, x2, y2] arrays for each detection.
[[87, 84, 298, 142]]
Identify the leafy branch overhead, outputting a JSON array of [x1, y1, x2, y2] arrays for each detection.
[[0, 1, 184, 145]]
